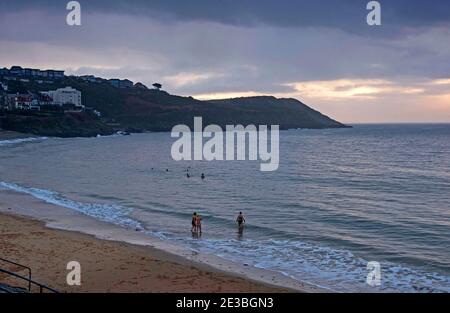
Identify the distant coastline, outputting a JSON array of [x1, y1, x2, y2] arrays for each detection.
[[1, 66, 350, 138]]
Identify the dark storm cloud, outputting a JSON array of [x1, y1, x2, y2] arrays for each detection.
[[2, 0, 450, 34]]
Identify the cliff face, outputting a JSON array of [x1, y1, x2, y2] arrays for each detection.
[[207, 97, 347, 129], [113, 94, 349, 131], [1, 77, 349, 137]]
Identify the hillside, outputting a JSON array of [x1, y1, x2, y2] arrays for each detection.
[[207, 97, 345, 129], [1, 76, 349, 136]]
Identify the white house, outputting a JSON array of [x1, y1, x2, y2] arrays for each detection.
[[42, 86, 83, 109]]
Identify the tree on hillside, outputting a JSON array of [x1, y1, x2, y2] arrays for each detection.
[[152, 83, 162, 90]]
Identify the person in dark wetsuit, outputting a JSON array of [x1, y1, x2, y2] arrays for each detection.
[[236, 212, 246, 229], [201, 173, 205, 180], [191, 212, 197, 232]]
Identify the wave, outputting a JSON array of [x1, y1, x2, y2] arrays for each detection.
[[185, 237, 450, 293], [0, 182, 141, 230], [0, 137, 48, 146]]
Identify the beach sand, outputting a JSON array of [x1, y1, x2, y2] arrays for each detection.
[[0, 188, 308, 293]]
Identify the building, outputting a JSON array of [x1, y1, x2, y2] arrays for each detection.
[[2, 92, 55, 111], [44, 69, 64, 78], [81, 75, 95, 82], [42, 87, 83, 109], [6, 93, 34, 110], [80, 75, 104, 83], [29, 99, 41, 111], [43, 70, 64, 79], [36, 93, 53, 106], [9, 66, 24, 76], [119, 79, 133, 88], [1, 85, 82, 112], [30, 69, 41, 77], [0, 66, 65, 79], [108, 79, 120, 88], [108, 78, 134, 89]]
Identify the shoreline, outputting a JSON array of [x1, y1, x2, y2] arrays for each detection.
[[0, 130, 35, 140], [0, 189, 322, 293]]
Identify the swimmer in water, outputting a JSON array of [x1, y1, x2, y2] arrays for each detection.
[[236, 212, 246, 229], [201, 173, 205, 180]]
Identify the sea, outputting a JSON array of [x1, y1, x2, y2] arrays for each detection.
[[1, 124, 449, 292]]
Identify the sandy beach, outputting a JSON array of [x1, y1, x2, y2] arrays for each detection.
[[0, 189, 313, 293]]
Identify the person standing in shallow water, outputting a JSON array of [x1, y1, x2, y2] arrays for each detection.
[[236, 212, 245, 229], [195, 213, 202, 234], [191, 212, 197, 232]]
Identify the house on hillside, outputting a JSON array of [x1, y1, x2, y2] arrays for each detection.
[[108, 79, 120, 88], [9, 66, 24, 76], [108, 78, 133, 89], [0, 68, 9, 75], [0, 66, 65, 79], [6, 93, 34, 110], [41, 86, 83, 110], [119, 79, 133, 88], [80, 75, 104, 83]]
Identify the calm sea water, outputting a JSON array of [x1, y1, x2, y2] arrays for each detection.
[[1, 124, 449, 292]]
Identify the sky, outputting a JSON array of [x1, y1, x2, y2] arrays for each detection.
[[0, 0, 449, 123]]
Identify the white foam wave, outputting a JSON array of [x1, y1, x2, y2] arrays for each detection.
[[0, 137, 48, 146], [0, 182, 141, 230], [188, 237, 450, 293]]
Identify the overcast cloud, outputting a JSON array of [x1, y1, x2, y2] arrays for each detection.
[[1, 0, 449, 122]]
